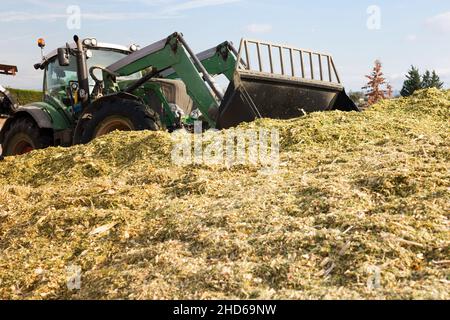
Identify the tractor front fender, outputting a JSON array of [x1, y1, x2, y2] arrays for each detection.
[[96, 92, 143, 105], [14, 102, 72, 130], [0, 106, 52, 145], [15, 105, 54, 128], [0, 102, 72, 145]]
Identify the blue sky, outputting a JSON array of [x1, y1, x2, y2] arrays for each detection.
[[1, 0, 449, 91]]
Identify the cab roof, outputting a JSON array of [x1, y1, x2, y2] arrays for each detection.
[[36, 38, 136, 68]]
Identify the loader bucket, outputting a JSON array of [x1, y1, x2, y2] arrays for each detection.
[[216, 39, 358, 130]]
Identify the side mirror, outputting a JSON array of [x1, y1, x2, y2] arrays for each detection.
[[57, 48, 70, 67]]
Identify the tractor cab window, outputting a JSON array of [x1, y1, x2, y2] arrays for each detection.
[[87, 49, 141, 90], [44, 48, 141, 107], [45, 57, 78, 105]]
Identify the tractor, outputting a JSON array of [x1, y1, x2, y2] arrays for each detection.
[[0, 33, 358, 156]]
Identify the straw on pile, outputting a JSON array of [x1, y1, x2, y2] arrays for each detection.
[[0, 89, 449, 300]]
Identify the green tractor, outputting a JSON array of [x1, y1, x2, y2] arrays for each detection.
[[0, 33, 358, 156]]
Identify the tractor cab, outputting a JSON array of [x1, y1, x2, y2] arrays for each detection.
[[35, 38, 141, 114]]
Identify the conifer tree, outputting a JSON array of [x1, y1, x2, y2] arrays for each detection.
[[428, 71, 444, 89], [401, 66, 422, 97], [421, 70, 432, 89], [363, 60, 392, 105]]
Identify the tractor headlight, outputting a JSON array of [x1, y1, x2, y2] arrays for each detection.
[[85, 49, 93, 59], [129, 44, 139, 52], [83, 38, 97, 47]]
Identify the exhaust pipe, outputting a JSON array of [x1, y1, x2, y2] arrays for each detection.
[[74, 35, 90, 109]]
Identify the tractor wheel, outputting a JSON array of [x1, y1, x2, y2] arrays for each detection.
[[2, 118, 53, 156], [75, 98, 161, 144]]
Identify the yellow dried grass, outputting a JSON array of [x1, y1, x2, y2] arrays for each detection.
[[0, 89, 449, 300]]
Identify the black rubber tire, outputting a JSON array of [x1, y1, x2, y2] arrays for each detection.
[[2, 118, 53, 156], [75, 98, 161, 145]]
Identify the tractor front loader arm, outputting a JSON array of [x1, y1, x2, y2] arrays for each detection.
[[162, 41, 239, 81], [107, 32, 222, 127]]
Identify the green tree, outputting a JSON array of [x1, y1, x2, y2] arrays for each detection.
[[421, 70, 432, 89], [401, 66, 422, 97], [428, 71, 444, 89]]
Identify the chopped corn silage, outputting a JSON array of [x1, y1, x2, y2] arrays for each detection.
[[0, 89, 449, 300]]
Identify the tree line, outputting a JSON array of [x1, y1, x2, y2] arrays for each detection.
[[349, 61, 444, 108], [400, 67, 444, 97]]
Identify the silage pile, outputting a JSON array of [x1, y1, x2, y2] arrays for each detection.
[[0, 89, 449, 300]]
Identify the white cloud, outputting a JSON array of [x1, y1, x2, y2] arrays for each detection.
[[0, 12, 65, 22], [245, 23, 273, 34], [0, 0, 241, 22], [405, 34, 417, 42], [0, 11, 179, 23], [426, 11, 450, 33], [25, 0, 66, 9], [163, 0, 240, 14], [80, 12, 172, 21], [389, 73, 404, 81], [435, 67, 450, 77]]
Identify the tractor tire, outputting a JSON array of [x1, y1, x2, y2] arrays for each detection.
[[2, 118, 53, 156], [75, 98, 161, 145]]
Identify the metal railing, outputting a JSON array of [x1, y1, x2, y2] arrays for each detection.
[[237, 39, 341, 84]]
